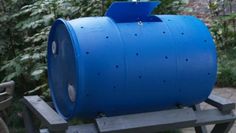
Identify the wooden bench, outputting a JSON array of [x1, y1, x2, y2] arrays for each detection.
[[22, 94, 236, 133]]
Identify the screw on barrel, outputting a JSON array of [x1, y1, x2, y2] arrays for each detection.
[[52, 41, 57, 54], [68, 84, 76, 102]]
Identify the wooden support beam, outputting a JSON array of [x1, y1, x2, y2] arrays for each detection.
[[66, 124, 98, 133], [22, 106, 38, 133], [195, 109, 235, 126], [21, 95, 236, 133], [40, 124, 99, 133], [0, 80, 14, 93], [96, 108, 196, 133], [206, 94, 235, 113], [22, 96, 68, 132], [95, 108, 236, 133], [193, 104, 208, 133]]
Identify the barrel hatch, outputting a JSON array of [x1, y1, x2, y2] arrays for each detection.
[[105, 1, 161, 23]]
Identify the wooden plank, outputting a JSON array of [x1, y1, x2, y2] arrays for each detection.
[[96, 108, 236, 133], [96, 108, 196, 133], [195, 109, 236, 126], [21, 94, 236, 133], [22, 96, 68, 132], [0, 96, 13, 111], [0, 81, 14, 88], [206, 94, 235, 113], [40, 124, 98, 133], [37, 107, 236, 133], [0, 81, 15, 95], [22, 106, 38, 133], [192, 104, 208, 133], [66, 124, 98, 133], [40, 129, 49, 133]]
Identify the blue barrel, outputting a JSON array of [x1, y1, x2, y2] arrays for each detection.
[[47, 2, 217, 119]]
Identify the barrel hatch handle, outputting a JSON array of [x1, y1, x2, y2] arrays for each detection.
[[105, 1, 161, 23]]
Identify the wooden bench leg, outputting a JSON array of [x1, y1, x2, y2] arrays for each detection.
[[193, 104, 208, 133], [22, 96, 68, 132], [211, 121, 235, 133], [22, 106, 38, 133]]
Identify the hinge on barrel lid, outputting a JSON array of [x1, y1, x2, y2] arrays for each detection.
[[105, 1, 161, 23]]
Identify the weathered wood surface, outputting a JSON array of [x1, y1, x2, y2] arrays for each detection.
[[193, 104, 207, 133], [22, 96, 68, 132], [206, 94, 235, 113], [96, 108, 196, 133], [22, 94, 236, 133], [0, 81, 14, 111]]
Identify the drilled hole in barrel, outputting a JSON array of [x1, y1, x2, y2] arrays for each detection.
[[138, 75, 142, 79], [113, 86, 116, 89], [97, 72, 101, 76], [134, 33, 138, 36], [106, 36, 109, 39], [208, 73, 211, 75], [165, 56, 168, 59], [181, 32, 184, 35], [80, 26, 84, 29], [185, 58, 189, 62], [86, 51, 89, 55], [163, 31, 166, 34], [163, 80, 166, 83], [204, 40, 207, 42], [136, 53, 139, 56], [115, 65, 119, 68]]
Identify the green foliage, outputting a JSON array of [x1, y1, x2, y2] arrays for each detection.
[[6, 100, 25, 133], [154, 0, 185, 14], [0, 0, 102, 131], [208, 0, 236, 87], [217, 48, 236, 87], [0, 0, 103, 97], [209, 9, 236, 48]]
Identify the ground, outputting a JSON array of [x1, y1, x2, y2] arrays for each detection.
[[181, 87, 236, 133]]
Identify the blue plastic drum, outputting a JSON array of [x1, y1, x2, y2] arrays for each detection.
[[47, 2, 217, 119]]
